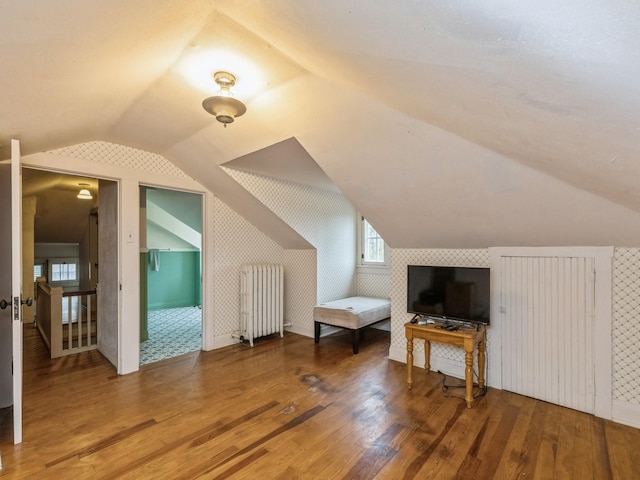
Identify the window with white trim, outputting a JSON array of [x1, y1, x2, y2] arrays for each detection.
[[51, 262, 76, 282], [358, 216, 389, 267], [48, 258, 79, 286]]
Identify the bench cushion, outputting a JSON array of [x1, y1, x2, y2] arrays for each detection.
[[313, 296, 391, 330]]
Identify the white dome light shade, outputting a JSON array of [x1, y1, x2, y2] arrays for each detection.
[[202, 71, 247, 126], [77, 188, 92, 200]]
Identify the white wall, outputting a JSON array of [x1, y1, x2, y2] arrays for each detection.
[[611, 248, 640, 427], [223, 168, 396, 335], [206, 183, 317, 345], [146, 223, 198, 251], [224, 169, 357, 302], [27, 140, 639, 426], [283, 249, 318, 337], [211, 196, 282, 344], [356, 269, 391, 298], [389, 247, 640, 428], [25, 142, 208, 374], [24, 141, 320, 370], [388, 248, 489, 373]]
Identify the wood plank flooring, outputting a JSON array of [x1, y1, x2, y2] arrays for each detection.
[[1, 325, 639, 479]]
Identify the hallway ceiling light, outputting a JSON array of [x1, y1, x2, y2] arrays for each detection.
[[77, 183, 92, 200], [202, 71, 247, 127]]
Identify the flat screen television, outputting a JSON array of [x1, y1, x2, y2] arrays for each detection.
[[407, 265, 490, 325]]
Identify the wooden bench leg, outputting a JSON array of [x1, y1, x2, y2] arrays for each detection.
[[352, 329, 360, 354], [314, 322, 321, 343]]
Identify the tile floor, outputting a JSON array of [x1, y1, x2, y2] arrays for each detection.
[[139, 306, 202, 365]]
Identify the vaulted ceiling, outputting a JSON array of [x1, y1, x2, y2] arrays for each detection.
[[3, 1, 640, 248]]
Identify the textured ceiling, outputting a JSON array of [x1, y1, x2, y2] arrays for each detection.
[[4, 1, 640, 248]]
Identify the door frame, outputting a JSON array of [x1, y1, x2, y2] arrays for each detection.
[[22, 150, 210, 374], [1, 139, 25, 444], [20, 162, 122, 372], [139, 184, 204, 364]]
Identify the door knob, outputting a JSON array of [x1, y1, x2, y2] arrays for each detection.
[[1, 298, 33, 309]]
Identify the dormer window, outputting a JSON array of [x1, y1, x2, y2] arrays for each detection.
[[358, 216, 389, 267]]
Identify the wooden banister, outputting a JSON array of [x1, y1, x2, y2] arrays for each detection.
[[35, 280, 98, 358]]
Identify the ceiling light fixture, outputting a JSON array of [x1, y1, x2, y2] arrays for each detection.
[[202, 71, 247, 127], [77, 183, 93, 200]]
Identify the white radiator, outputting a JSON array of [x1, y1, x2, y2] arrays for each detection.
[[240, 264, 284, 346]]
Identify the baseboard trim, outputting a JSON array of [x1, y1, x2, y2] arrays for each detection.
[[207, 334, 240, 351], [209, 326, 317, 350], [285, 324, 314, 338], [612, 399, 640, 428], [388, 345, 467, 380]]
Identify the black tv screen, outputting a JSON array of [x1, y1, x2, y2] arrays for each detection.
[[407, 265, 490, 324]]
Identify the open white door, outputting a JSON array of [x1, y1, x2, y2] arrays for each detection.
[[11, 139, 23, 444], [0, 139, 24, 444]]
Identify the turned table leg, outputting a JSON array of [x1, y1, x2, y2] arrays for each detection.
[[465, 349, 474, 408], [478, 332, 486, 390], [424, 340, 431, 373], [406, 336, 414, 390]]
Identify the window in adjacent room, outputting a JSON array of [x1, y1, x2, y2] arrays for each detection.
[[358, 216, 389, 267], [51, 262, 76, 282], [33, 264, 44, 281], [48, 258, 79, 286]]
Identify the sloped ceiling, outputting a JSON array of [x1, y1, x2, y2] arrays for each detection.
[[222, 137, 340, 193], [23, 168, 99, 244], [146, 188, 202, 234], [3, 1, 640, 248]]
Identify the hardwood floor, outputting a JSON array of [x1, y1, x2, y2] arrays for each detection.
[[1, 324, 639, 479]]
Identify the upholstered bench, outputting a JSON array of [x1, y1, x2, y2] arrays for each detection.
[[313, 296, 391, 354]]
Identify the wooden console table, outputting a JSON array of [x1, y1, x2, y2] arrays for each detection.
[[405, 322, 486, 408]]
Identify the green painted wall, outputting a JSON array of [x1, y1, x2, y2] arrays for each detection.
[[147, 251, 201, 310]]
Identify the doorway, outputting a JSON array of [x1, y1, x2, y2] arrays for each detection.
[[0, 167, 118, 444], [139, 187, 203, 365], [21, 169, 120, 355]]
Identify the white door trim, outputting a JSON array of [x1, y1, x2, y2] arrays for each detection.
[[21, 152, 209, 373]]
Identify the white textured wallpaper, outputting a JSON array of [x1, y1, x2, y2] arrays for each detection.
[[356, 270, 391, 298], [46, 141, 639, 408], [211, 198, 285, 337], [50, 141, 191, 179], [47, 141, 317, 343], [391, 249, 489, 362], [224, 168, 357, 304], [283, 249, 318, 336], [612, 248, 640, 404], [392, 247, 640, 406]]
